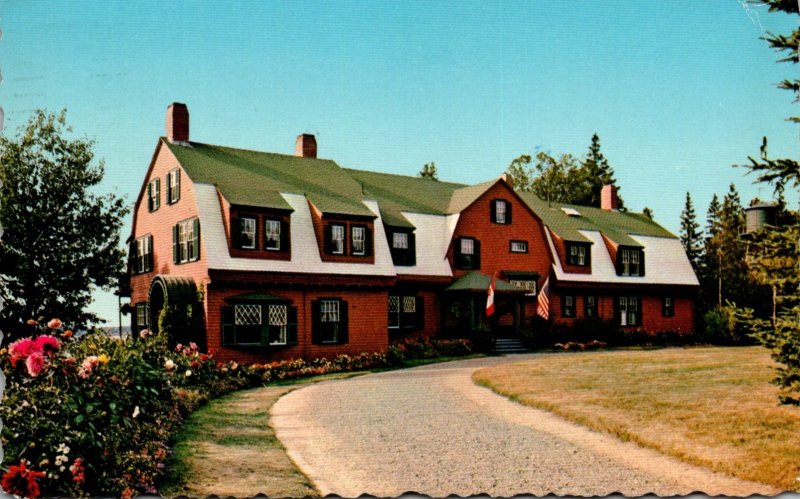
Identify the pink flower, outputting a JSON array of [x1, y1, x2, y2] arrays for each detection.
[[78, 356, 98, 378], [175, 343, 183, 352], [25, 352, 45, 377], [139, 329, 150, 339], [8, 338, 39, 367], [34, 335, 61, 356], [189, 342, 198, 351], [47, 318, 63, 329]]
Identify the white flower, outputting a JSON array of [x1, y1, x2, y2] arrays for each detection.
[[164, 359, 176, 370], [132, 406, 140, 419], [59, 466, 65, 472], [184, 369, 192, 377]]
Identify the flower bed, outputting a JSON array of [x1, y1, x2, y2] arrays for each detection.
[[0, 320, 391, 498]]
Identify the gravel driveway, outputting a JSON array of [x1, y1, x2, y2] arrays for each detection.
[[271, 355, 776, 497]]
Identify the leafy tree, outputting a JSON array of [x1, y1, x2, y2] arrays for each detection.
[[642, 207, 654, 220], [506, 151, 589, 204], [418, 161, 439, 180], [679, 192, 702, 270], [0, 110, 129, 335], [576, 133, 624, 208]]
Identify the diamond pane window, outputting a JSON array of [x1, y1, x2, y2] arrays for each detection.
[[235, 304, 262, 326]]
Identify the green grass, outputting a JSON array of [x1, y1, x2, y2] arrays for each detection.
[[473, 346, 800, 491]]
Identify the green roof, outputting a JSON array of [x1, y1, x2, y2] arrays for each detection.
[[446, 272, 524, 293], [344, 168, 467, 227], [519, 192, 676, 247], [164, 139, 375, 217]]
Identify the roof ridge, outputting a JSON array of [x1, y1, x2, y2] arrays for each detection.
[[163, 137, 337, 163], [343, 166, 468, 188]]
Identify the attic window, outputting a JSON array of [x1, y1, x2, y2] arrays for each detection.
[[561, 207, 581, 217]]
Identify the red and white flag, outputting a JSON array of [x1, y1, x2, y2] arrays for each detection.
[[537, 277, 550, 319], [486, 275, 496, 317]]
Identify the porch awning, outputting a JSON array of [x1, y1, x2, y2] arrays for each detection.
[[503, 270, 539, 281], [445, 271, 525, 293]]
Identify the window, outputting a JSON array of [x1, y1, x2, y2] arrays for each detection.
[[237, 217, 257, 249], [265, 219, 281, 251], [167, 169, 181, 204], [663, 296, 675, 317], [390, 230, 416, 266], [455, 237, 480, 270], [619, 248, 644, 276], [585, 295, 598, 318], [618, 296, 640, 326], [222, 302, 298, 346], [510, 240, 528, 253], [326, 224, 345, 255], [509, 280, 536, 296], [562, 294, 576, 318], [567, 243, 590, 266], [135, 302, 149, 332], [492, 199, 512, 224], [133, 235, 153, 274], [389, 295, 423, 330], [173, 218, 200, 264], [313, 299, 348, 344], [147, 178, 161, 212], [351, 226, 366, 256]]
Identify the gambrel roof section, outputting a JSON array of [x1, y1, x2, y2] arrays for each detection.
[[163, 139, 375, 218]]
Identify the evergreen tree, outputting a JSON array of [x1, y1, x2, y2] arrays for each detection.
[[0, 110, 129, 335], [679, 192, 702, 271], [642, 207, 654, 220], [706, 193, 721, 237], [418, 162, 439, 180], [576, 133, 624, 208]]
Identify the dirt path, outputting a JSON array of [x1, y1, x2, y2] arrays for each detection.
[[271, 356, 777, 497]]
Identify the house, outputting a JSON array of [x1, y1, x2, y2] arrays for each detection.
[[124, 103, 699, 362]]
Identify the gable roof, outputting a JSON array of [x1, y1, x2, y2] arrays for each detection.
[[518, 192, 676, 247], [163, 139, 375, 218]]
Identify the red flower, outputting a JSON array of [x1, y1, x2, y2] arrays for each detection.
[[25, 319, 38, 326], [69, 458, 85, 483], [62, 329, 73, 339], [1, 460, 46, 498], [47, 318, 62, 329], [190, 360, 200, 368], [34, 335, 60, 356], [25, 353, 45, 377]]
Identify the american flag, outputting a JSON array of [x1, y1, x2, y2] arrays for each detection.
[[537, 277, 550, 319]]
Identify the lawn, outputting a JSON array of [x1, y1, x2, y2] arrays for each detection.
[[473, 346, 800, 491]]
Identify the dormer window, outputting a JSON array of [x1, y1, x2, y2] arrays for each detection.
[[390, 229, 416, 266], [351, 226, 366, 256], [325, 224, 345, 255], [265, 219, 281, 251], [567, 243, 591, 267], [236, 217, 257, 249], [491, 199, 512, 224], [619, 247, 644, 277]]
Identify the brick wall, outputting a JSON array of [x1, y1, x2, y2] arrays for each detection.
[[206, 285, 389, 363]]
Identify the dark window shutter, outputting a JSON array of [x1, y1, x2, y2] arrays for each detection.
[[147, 235, 154, 272], [364, 227, 373, 257], [506, 202, 512, 224], [287, 306, 298, 345], [415, 296, 425, 330], [172, 225, 179, 264], [311, 300, 321, 344], [616, 250, 623, 276], [454, 237, 463, 268], [233, 217, 242, 249], [166, 173, 172, 204], [339, 300, 349, 344], [280, 220, 290, 252], [324, 225, 333, 254], [614, 297, 621, 325], [490, 200, 497, 223], [175, 170, 181, 202], [155, 178, 161, 208], [192, 218, 201, 261], [221, 306, 235, 346], [474, 240, 481, 269], [129, 240, 138, 274], [408, 232, 417, 266], [147, 182, 154, 212]]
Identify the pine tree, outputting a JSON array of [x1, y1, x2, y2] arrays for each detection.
[[679, 192, 702, 271], [577, 133, 624, 208], [418, 162, 439, 180], [706, 193, 721, 237]]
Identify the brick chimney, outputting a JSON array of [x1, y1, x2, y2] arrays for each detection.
[[295, 134, 317, 158], [166, 103, 189, 143], [601, 184, 619, 211]]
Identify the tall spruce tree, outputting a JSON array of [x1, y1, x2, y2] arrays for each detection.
[[680, 192, 702, 271], [577, 133, 624, 208]]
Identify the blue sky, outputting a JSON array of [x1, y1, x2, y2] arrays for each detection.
[[2, 1, 797, 326]]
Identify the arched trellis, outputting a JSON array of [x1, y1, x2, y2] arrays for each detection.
[[147, 275, 201, 347]]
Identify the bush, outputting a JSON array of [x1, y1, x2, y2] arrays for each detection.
[[701, 302, 757, 345], [387, 336, 475, 364]]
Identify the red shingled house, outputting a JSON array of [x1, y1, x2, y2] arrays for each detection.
[[125, 103, 699, 362]]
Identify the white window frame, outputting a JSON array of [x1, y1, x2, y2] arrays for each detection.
[[495, 200, 507, 224], [461, 237, 475, 256], [136, 302, 149, 329], [319, 299, 341, 343], [168, 169, 180, 204], [393, 232, 408, 249], [352, 226, 366, 256], [619, 296, 639, 326], [388, 295, 401, 329], [136, 235, 151, 273], [510, 240, 528, 253], [331, 225, 345, 255], [240, 217, 257, 249], [148, 178, 160, 212], [563, 294, 575, 317], [621, 248, 642, 276], [265, 219, 281, 251], [268, 304, 288, 345]]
